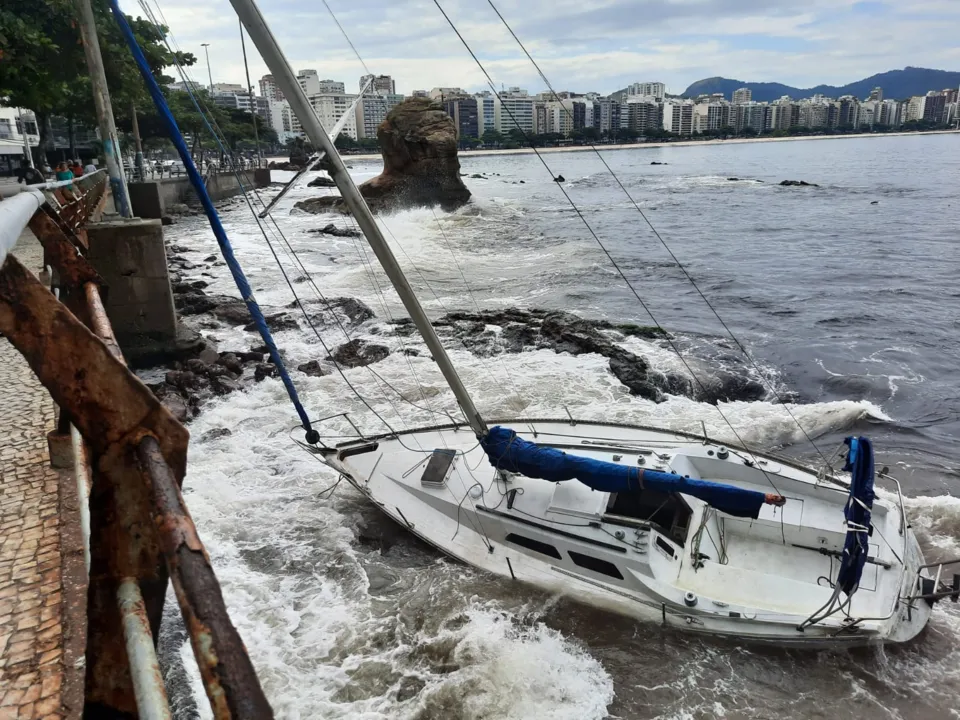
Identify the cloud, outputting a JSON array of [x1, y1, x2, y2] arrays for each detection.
[[119, 0, 960, 95]]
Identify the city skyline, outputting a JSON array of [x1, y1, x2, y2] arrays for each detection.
[[117, 0, 960, 99]]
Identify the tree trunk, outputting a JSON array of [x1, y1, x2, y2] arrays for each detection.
[[68, 116, 77, 158], [34, 111, 56, 168]]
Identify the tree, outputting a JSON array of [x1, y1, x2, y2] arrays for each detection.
[[481, 129, 504, 147], [0, 0, 194, 159]]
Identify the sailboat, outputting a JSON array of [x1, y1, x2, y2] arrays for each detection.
[[119, 0, 957, 648]]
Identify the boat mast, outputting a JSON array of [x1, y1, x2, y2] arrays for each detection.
[[229, 0, 488, 437]]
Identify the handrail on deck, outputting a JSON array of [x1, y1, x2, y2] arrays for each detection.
[[0, 172, 273, 718]]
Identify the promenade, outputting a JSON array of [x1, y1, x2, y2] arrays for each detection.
[[0, 230, 82, 720]]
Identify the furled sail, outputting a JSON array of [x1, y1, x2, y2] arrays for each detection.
[[837, 436, 875, 594], [480, 426, 770, 519]]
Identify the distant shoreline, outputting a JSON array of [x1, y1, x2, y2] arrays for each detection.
[[333, 129, 959, 163]]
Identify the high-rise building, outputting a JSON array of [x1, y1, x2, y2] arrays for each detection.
[[904, 95, 924, 122], [920, 92, 946, 123], [302, 92, 359, 139], [296, 70, 345, 96], [877, 99, 901, 126], [355, 94, 405, 139], [626, 82, 666, 101], [597, 99, 621, 134], [211, 83, 245, 94], [693, 100, 730, 133], [495, 89, 535, 135], [621, 97, 661, 132], [267, 99, 298, 142], [411, 90, 430, 99], [663, 100, 695, 135], [259, 74, 284, 102], [837, 96, 859, 127], [429, 87, 466, 100], [443, 97, 480, 141], [868, 86, 883, 102], [798, 99, 829, 128], [771, 96, 799, 129], [474, 92, 496, 134], [360, 74, 396, 95], [732, 87, 752, 104]]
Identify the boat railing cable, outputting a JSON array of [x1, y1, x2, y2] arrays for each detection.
[[430, 0, 789, 509], [481, 0, 830, 468]]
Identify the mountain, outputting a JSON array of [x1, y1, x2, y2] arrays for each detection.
[[681, 67, 960, 102]]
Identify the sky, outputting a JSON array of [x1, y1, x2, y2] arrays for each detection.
[[119, 0, 960, 96]]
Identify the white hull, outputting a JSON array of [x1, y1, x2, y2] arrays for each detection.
[[322, 419, 932, 648]]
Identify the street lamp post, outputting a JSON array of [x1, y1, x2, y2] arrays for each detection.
[[201, 43, 214, 90]]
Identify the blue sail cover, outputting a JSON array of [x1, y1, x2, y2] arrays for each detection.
[[480, 426, 768, 519], [837, 436, 875, 594]]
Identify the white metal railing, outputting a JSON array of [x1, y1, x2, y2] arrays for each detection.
[[0, 189, 45, 267]]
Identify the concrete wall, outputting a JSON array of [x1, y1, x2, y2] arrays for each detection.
[[85, 218, 177, 352], [128, 170, 272, 219], [158, 170, 266, 209]]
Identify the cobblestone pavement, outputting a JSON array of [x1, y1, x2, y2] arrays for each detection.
[[0, 231, 65, 720]]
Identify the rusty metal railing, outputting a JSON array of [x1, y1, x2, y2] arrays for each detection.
[[0, 174, 274, 718]]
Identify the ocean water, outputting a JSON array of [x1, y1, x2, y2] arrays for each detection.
[[162, 134, 960, 719]]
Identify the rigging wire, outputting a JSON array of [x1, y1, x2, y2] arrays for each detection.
[[483, 0, 830, 468], [430, 0, 786, 501]]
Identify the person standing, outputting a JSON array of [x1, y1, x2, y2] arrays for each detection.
[[83, 159, 97, 175], [70, 159, 84, 177], [15, 158, 44, 185]]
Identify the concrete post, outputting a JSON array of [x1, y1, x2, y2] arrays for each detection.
[[85, 218, 177, 359], [131, 101, 145, 182], [75, 0, 131, 217]]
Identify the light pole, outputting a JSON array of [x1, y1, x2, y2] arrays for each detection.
[[201, 43, 214, 89]]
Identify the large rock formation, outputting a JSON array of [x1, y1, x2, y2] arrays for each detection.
[[296, 98, 471, 214]]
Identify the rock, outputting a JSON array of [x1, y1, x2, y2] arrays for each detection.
[[307, 223, 361, 238], [554, 175, 565, 182], [469, 173, 485, 179], [210, 374, 243, 395], [161, 394, 190, 422], [216, 353, 244, 374], [400, 348, 420, 357], [396, 676, 426, 703], [176, 293, 239, 316], [254, 363, 278, 381], [727, 177, 740, 181], [203, 254, 217, 262], [870, 200, 879, 204], [327, 339, 390, 368], [168, 203, 191, 215], [169, 245, 194, 253], [307, 175, 337, 187], [212, 301, 251, 325], [651, 162, 668, 165], [165, 370, 203, 392], [296, 98, 471, 214], [268, 160, 304, 171], [519, 180, 525, 183], [238, 350, 265, 363], [779, 180, 819, 187], [243, 313, 298, 333], [201, 428, 232, 441], [297, 360, 329, 377], [286, 296, 375, 328], [161, 216, 174, 226]]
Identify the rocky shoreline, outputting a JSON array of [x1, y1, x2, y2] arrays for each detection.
[[146, 204, 770, 425]]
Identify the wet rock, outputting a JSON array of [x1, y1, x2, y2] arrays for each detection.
[[268, 160, 303, 171], [161, 215, 174, 226], [554, 175, 565, 182], [328, 339, 390, 368], [243, 313, 298, 333], [216, 353, 244, 375], [161, 394, 190, 422], [296, 98, 471, 214], [297, 360, 329, 377], [201, 428, 232, 441], [168, 203, 191, 215], [169, 245, 194, 253], [469, 173, 485, 179], [210, 374, 243, 394], [203, 254, 218, 262], [779, 179, 819, 187], [176, 293, 239, 316], [870, 200, 879, 204], [307, 175, 337, 187], [212, 301, 251, 325], [254, 363, 278, 381], [307, 223, 361, 238], [400, 348, 420, 357], [651, 161, 668, 165], [286, 296, 375, 328], [165, 370, 204, 391], [237, 350, 265, 363]]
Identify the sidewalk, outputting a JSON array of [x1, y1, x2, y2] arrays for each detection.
[[0, 230, 69, 720]]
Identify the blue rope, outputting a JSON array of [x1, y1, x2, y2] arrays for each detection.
[[110, 1, 317, 439]]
